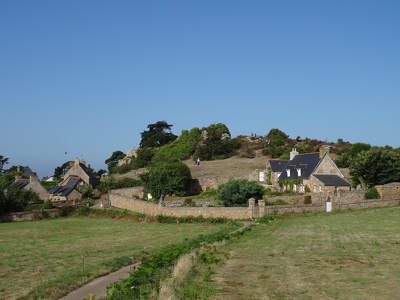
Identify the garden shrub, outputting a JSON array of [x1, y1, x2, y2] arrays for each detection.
[[365, 187, 381, 199]]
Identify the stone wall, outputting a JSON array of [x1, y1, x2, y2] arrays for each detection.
[[109, 193, 250, 219], [375, 182, 400, 198], [162, 197, 215, 207], [109, 188, 400, 220], [0, 209, 62, 223]]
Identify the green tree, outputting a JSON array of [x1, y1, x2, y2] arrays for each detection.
[[0, 170, 20, 192], [0, 190, 7, 214], [351, 143, 371, 158], [105, 151, 126, 173], [54, 161, 70, 178], [350, 148, 400, 188], [0, 155, 9, 174], [193, 123, 240, 160], [130, 147, 156, 169], [139, 121, 177, 148], [5, 185, 40, 212], [266, 128, 288, 146], [139, 161, 192, 199], [217, 178, 264, 207]]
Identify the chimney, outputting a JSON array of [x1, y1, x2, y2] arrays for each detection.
[[30, 175, 39, 183], [290, 148, 299, 160], [319, 145, 330, 158]]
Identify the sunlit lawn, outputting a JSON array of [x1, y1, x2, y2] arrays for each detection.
[[185, 206, 400, 299], [0, 217, 232, 300]]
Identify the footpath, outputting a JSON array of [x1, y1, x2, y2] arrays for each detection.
[[59, 205, 253, 299]]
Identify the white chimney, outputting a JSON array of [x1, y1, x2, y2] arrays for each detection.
[[290, 148, 299, 160]]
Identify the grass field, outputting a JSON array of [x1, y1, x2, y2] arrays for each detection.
[[0, 217, 234, 300], [180, 207, 400, 299]]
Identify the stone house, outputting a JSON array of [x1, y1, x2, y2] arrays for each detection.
[[269, 146, 351, 193], [266, 159, 289, 185], [13, 175, 50, 201], [48, 158, 99, 204]]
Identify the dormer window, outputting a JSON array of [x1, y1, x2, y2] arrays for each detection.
[[297, 168, 301, 176], [286, 169, 290, 177]]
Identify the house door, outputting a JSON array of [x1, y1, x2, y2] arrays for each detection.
[[258, 171, 265, 182]]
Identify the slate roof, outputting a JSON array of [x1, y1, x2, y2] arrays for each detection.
[[13, 179, 30, 189], [313, 174, 350, 186], [65, 176, 81, 188], [268, 160, 289, 172], [48, 186, 78, 196], [278, 152, 321, 180]]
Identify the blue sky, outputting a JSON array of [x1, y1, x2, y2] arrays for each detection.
[[1, 1, 399, 178]]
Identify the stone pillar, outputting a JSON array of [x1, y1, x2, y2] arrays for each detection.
[[258, 199, 265, 217], [248, 198, 255, 219]]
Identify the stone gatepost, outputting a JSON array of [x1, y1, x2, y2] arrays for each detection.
[[258, 199, 265, 217], [248, 198, 256, 219]]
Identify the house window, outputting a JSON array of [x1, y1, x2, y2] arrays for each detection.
[[258, 171, 265, 182], [293, 184, 297, 192], [319, 185, 322, 192], [286, 169, 290, 177], [297, 168, 301, 176], [276, 173, 281, 182], [314, 185, 317, 192]]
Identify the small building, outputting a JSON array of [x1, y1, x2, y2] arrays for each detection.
[[269, 146, 351, 193], [13, 175, 50, 201], [49, 158, 99, 205], [375, 182, 400, 198]]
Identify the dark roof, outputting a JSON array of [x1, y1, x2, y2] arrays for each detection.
[[65, 176, 81, 188], [313, 174, 350, 186], [48, 186, 63, 194], [13, 179, 30, 189], [49, 186, 79, 196], [278, 152, 321, 180], [268, 160, 289, 172], [79, 163, 96, 178]]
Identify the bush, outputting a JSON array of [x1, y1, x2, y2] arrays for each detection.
[[217, 178, 264, 207], [139, 161, 192, 199], [42, 200, 53, 209], [365, 187, 381, 199]]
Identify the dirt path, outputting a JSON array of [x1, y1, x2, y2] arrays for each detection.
[[58, 221, 254, 300]]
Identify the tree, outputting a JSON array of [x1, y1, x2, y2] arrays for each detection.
[[139, 161, 192, 199], [139, 121, 177, 148], [350, 143, 371, 158], [5, 185, 40, 212], [0, 155, 9, 174], [105, 151, 126, 173], [217, 178, 264, 207], [0, 170, 20, 192], [193, 123, 240, 160], [54, 161, 70, 178], [266, 128, 288, 146], [350, 148, 400, 188]]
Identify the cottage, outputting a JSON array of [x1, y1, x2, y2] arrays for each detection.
[[269, 146, 350, 193], [13, 175, 50, 201], [49, 158, 99, 205]]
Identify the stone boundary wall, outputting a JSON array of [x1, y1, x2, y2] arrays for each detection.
[[333, 198, 400, 210], [0, 209, 62, 223], [109, 193, 250, 219], [109, 189, 400, 220], [163, 198, 215, 207]]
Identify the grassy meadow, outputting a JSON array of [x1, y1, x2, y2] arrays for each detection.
[[0, 216, 234, 300], [177, 206, 400, 299]]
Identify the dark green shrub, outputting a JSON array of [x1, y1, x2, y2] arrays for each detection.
[[365, 187, 381, 199], [257, 215, 276, 223], [217, 178, 264, 207], [42, 200, 53, 209]]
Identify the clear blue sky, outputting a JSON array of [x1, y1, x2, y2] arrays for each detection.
[[1, 0, 399, 178]]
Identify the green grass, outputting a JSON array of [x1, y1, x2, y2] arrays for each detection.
[[0, 217, 233, 300], [181, 206, 400, 299]]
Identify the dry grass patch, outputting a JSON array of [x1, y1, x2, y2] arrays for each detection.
[[186, 207, 400, 299]]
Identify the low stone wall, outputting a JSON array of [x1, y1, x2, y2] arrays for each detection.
[[109, 188, 400, 220], [162, 197, 215, 207], [334, 198, 400, 210], [109, 193, 249, 219], [0, 209, 62, 223]]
